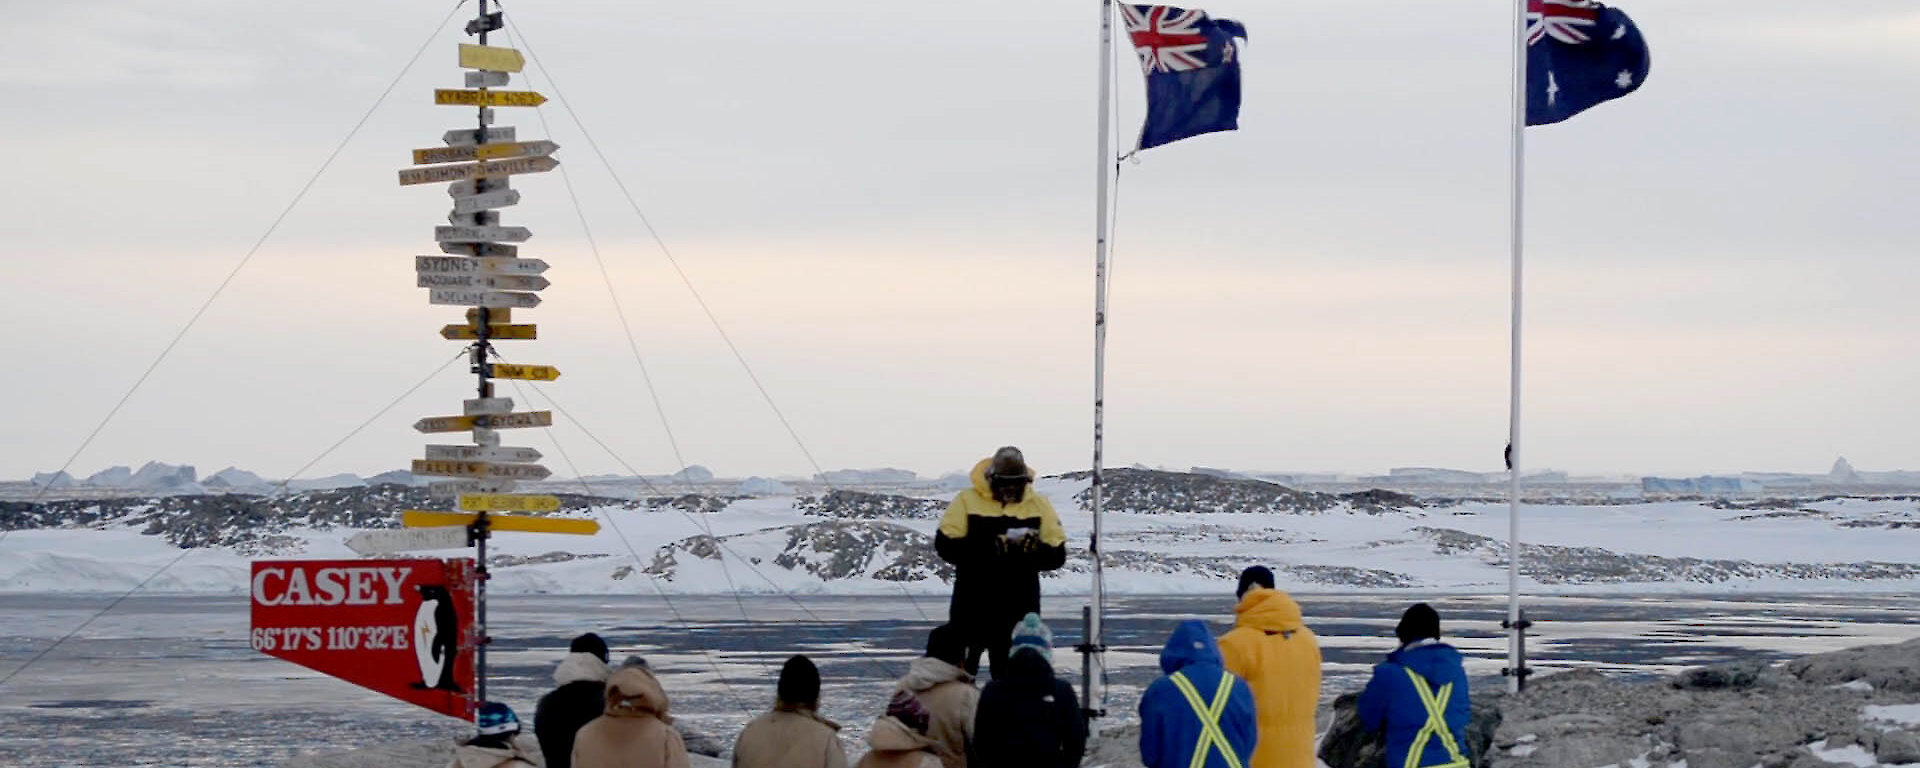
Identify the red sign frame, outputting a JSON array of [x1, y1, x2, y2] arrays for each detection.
[[250, 558, 477, 720]]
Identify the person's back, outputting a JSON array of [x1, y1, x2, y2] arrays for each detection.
[[970, 615, 1086, 768], [1139, 620, 1257, 768], [536, 633, 615, 768], [451, 703, 540, 768], [855, 692, 945, 768], [733, 655, 849, 768], [1357, 604, 1471, 768], [572, 666, 690, 768], [1217, 570, 1322, 768], [897, 625, 979, 768]]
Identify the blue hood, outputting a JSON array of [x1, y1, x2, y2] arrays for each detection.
[[1387, 642, 1463, 681], [1159, 620, 1224, 675]]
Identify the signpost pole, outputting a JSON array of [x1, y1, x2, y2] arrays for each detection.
[[470, 0, 494, 713]]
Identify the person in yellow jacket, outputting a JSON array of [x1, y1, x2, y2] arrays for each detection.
[[934, 446, 1068, 679], [1217, 566, 1322, 768]]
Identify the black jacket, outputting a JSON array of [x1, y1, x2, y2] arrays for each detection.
[[533, 653, 613, 768], [971, 649, 1087, 768], [935, 461, 1069, 633]]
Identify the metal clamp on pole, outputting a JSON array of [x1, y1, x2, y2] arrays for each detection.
[[1077, 604, 1108, 721], [1500, 609, 1533, 691]]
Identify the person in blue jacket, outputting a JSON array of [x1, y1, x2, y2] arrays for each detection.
[[1357, 604, 1471, 768], [1139, 619, 1258, 768]]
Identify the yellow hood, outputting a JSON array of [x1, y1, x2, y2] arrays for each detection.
[[1235, 586, 1305, 634]]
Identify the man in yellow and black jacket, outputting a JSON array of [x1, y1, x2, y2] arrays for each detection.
[[934, 446, 1069, 680]]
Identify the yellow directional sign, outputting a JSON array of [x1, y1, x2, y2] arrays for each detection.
[[412, 140, 559, 166], [412, 458, 487, 476], [413, 411, 551, 433], [458, 44, 526, 73], [441, 324, 537, 340], [403, 510, 599, 535], [435, 89, 547, 108], [467, 308, 510, 323], [489, 363, 561, 381], [458, 493, 563, 513]]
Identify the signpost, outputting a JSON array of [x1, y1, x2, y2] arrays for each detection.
[[412, 141, 558, 166], [250, 558, 477, 719], [417, 274, 550, 291], [434, 89, 547, 108], [441, 323, 536, 340], [457, 44, 526, 73], [464, 71, 510, 88], [424, 445, 542, 463], [413, 411, 553, 434], [443, 126, 515, 146], [344, 527, 471, 555], [418, 256, 548, 275], [441, 241, 518, 257], [429, 479, 518, 498], [433, 225, 534, 243], [457, 493, 563, 513], [450, 189, 520, 214], [487, 363, 561, 381], [403, 510, 599, 536], [428, 288, 540, 308], [399, 157, 558, 187]]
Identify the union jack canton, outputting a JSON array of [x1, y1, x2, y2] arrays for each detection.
[[1121, 4, 1248, 150], [1525, 0, 1651, 125]]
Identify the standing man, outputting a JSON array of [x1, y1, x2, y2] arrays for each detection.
[[1357, 604, 1471, 768], [1218, 566, 1321, 768], [934, 446, 1068, 679]]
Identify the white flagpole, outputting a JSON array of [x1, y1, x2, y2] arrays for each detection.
[[1505, 0, 1529, 694], [1086, 0, 1114, 733]]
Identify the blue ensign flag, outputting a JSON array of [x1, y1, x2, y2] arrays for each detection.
[[1526, 0, 1650, 125], [1123, 4, 1247, 150]]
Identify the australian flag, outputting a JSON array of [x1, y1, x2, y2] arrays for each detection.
[[1123, 5, 1247, 150], [1527, 0, 1650, 125]]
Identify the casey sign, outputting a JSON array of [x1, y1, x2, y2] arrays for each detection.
[[250, 558, 477, 720]]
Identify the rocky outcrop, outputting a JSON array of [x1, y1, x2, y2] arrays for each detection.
[[645, 521, 954, 583], [1413, 526, 1920, 585], [1063, 468, 1423, 516], [796, 490, 945, 520], [1319, 639, 1920, 768]]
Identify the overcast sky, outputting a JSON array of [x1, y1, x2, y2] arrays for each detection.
[[2, 0, 1915, 482]]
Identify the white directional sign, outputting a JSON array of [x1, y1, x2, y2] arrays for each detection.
[[465, 70, 510, 88], [437, 242, 518, 257], [428, 288, 541, 308], [444, 126, 516, 146], [399, 156, 558, 187], [424, 445, 543, 463], [449, 178, 510, 197], [463, 397, 515, 416], [434, 225, 533, 244], [450, 189, 520, 214], [416, 255, 549, 276], [427, 479, 518, 499], [345, 527, 469, 555], [417, 274, 550, 291]]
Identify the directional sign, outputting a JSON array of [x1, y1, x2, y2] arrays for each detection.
[[435, 89, 546, 108], [449, 178, 510, 197], [466, 308, 510, 323], [418, 256, 549, 276], [464, 70, 510, 88], [440, 324, 536, 341], [441, 241, 517, 257], [465, 12, 504, 36], [463, 397, 514, 416], [344, 526, 470, 555], [429, 479, 517, 499], [417, 274, 549, 291], [473, 427, 500, 447], [414, 411, 553, 434], [410, 459, 552, 480], [400, 157, 558, 187], [446, 211, 496, 227], [443, 126, 516, 147], [412, 141, 559, 166], [458, 494, 562, 513], [434, 225, 533, 243], [488, 363, 561, 382], [428, 288, 540, 309], [450, 190, 520, 214], [425, 445, 543, 463], [458, 44, 525, 73], [404, 510, 598, 536]]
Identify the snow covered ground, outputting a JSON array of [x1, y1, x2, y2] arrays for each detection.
[[1, 478, 1916, 596]]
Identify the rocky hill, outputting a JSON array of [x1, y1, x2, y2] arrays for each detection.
[[1064, 468, 1424, 516]]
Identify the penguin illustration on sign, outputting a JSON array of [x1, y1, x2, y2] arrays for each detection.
[[411, 584, 463, 692]]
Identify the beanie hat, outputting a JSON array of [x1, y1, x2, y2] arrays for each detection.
[[1009, 612, 1053, 662], [476, 701, 521, 736], [1395, 603, 1442, 646], [988, 446, 1033, 479], [620, 655, 651, 670], [1236, 565, 1275, 598], [886, 689, 932, 735], [777, 654, 821, 707], [570, 632, 610, 663], [925, 624, 966, 669]]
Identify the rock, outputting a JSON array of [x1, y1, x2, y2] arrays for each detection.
[[1877, 730, 1920, 764], [677, 721, 725, 757], [1785, 637, 1920, 693], [1672, 659, 1770, 691]]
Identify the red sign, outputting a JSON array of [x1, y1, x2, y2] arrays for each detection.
[[250, 558, 478, 720]]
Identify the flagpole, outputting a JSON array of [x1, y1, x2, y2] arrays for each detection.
[[1084, 0, 1114, 736], [1504, 0, 1530, 695]]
